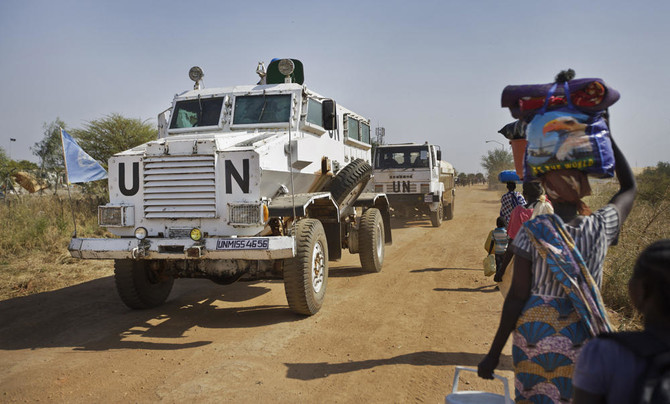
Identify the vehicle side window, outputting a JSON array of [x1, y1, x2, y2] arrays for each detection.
[[306, 98, 323, 127], [345, 116, 371, 144], [361, 122, 370, 144], [345, 116, 360, 141]]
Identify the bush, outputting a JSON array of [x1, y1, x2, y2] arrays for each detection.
[[589, 162, 670, 328]]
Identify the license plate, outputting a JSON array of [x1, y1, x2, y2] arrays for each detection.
[[216, 238, 269, 250], [424, 194, 433, 203]]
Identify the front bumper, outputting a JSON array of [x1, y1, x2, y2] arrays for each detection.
[[68, 236, 295, 260]]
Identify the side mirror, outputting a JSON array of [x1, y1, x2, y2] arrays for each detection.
[[322, 99, 337, 131], [436, 150, 442, 161]]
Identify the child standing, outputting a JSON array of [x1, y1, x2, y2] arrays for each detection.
[[485, 217, 509, 272]]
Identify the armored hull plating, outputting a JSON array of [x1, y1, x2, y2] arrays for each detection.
[[69, 59, 391, 315]]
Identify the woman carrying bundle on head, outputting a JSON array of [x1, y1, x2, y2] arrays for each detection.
[[494, 181, 553, 285], [478, 133, 636, 402]]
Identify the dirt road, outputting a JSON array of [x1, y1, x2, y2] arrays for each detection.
[[0, 185, 514, 403]]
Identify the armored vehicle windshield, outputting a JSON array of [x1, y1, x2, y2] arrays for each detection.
[[233, 94, 291, 125], [170, 97, 224, 129]]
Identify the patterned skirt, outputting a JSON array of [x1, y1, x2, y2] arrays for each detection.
[[512, 295, 590, 403]]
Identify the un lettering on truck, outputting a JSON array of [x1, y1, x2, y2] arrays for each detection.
[[372, 143, 455, 227]]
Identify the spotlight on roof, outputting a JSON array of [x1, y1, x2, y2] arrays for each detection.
[[188, 66, 204, 89], [277, 59, 295, 83]]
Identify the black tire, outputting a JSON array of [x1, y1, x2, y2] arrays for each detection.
[[359, 208, 384, 272], [283, 219, 328, 315], [430, 201, 443, 227], [328, 159, 372, 208], [114, 259, 174, 309], [445, 199, 455, 220]]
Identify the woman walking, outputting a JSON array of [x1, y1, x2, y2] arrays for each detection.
[[477, 134, 636, 403]]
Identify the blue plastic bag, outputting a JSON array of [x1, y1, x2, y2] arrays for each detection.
[[524, 82, 615, 179], [498, 170, 521, 183]]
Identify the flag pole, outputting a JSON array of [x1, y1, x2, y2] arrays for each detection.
[[60, 128, 78, 238]]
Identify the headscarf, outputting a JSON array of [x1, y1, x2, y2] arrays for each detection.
[[541, 169, 592, 215], [530, 195, 555, 219]]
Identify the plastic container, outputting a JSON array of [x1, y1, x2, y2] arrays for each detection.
[[445, 366, 512, 404]]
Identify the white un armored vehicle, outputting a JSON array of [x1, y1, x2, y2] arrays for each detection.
[[372, 143, 455, 227], [69, 59, 391, 315]]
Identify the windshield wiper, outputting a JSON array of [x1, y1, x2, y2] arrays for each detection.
[[197, 94, 203, 126], [258, 92, 267, 122]]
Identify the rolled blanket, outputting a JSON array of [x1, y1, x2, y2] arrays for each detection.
[[501, 78, 620, 119]]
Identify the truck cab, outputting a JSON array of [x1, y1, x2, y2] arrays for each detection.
[[372, 143, 455, 227]]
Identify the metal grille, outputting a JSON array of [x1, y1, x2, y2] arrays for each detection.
[[143, 155, 216, 218], [229, 204, 260, 225], [385, 183, 418, 193]]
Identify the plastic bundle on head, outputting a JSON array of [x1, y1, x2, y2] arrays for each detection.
[[500, 70, 617, 180]]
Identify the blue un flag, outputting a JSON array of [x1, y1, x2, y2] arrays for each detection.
[[60, 129, 108, 184]]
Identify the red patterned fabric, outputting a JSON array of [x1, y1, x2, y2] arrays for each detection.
[[518, 81, 607, 113]]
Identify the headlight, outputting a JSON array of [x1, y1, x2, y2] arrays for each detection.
[[229, 203, 262, 225], [134, 227, 147, 240], [99, 205, 134, 227], [190, 228, 202, 241]]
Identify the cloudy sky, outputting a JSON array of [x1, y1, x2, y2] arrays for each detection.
[[1, 0, 668, 173]]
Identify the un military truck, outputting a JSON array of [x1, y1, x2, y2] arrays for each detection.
[[68, 59, 392, 316], [372, 143, 455, 227]]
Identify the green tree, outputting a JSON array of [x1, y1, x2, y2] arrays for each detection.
[[71, 114, 156, 168], [0, 147, 7, 165], [457, 172, 467, 186], [12, 160, 39, 171], [0, 147, 9, 190], [481, 148, 514, 187], [32, 119, 66, 173], [31, 119, 67, 190]]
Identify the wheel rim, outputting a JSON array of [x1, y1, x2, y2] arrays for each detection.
[[375, 221, 384, 262], [311, 240, 326, 293]]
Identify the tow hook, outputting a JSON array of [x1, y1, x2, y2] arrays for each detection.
[[131, 239, 150, 259]]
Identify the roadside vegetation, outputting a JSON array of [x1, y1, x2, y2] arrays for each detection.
[[0, 193, 113, 299], [2, 121, 669, 328], [480, 148, 514, 190], [587, 162, 670, 329], [0, 114, 155, 299]]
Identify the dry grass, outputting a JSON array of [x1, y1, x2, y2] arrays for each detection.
[[0, 193, 113, 300], [585, 177, 670, 330]]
